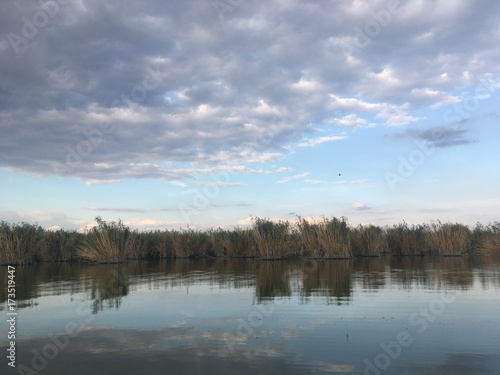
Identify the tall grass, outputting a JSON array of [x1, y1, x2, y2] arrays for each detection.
[[351, 224, 387, 257], [296, 217, 320, 257], [0, 221, 43, 265], [311, 217, 352, 259], [77, 218, 129, 263], [124, 231, 151, 259], [297, 217, 353, 259], [168, 229, 213, 258], [252, 218, 296, 260], [151, 230, 173, 258], [426, 221, 470, 256], [386, 222, 425, 256], [473, 222, 500, 255], [217, 228, 257, 258], [40, 229, 84, 262], [1, 216, 500, 264]]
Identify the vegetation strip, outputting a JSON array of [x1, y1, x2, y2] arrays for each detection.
[[1, 217, 499, 264]]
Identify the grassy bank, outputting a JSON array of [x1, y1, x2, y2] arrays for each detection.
[[1, 217, 499, 265]]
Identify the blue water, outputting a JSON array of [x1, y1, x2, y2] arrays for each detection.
[[1, 256, 499, 374]]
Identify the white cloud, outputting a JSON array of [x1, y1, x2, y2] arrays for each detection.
[[329, 94, 420, 127], [290, 77, 322, 92], [276, 167, 293, 173], [327, 114, 376, 128], [352, 202, 371, 211], [298, 136, 347, 147], [85, 179, 121, 186], [278, 172, 310, 184], [411, 88, 462, 108]]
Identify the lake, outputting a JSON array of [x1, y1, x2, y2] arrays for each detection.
[[1, 256, 499, 374]]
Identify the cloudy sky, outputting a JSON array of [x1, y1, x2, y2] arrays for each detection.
[[1, 0, 499, 231]]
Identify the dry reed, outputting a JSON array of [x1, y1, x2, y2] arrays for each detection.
[[426, 221, 470, 255], [351, 224, 387, 257]]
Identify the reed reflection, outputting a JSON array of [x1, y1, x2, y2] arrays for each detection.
[[352, 257, 387, 290], [388, 256, 475, 290], [2, 256, 500, 313], [81, 265, 129, 314], [255, 261, 291, 302], [300, 260, 353, 305]]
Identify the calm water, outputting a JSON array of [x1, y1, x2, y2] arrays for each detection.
[[1, 256, 499, 374]]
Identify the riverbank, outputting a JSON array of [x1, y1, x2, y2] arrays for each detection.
[[1, 217, 499, 264]]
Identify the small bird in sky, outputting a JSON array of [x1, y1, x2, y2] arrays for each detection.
[[339, 173, 341, 176]]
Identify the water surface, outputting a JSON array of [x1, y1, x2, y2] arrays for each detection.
[[1, 256, 499, 374]]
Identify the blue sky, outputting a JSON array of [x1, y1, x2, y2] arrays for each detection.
[[0, 0, 499, 231]]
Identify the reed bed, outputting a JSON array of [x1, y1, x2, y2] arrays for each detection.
[[297, 217, 353, 258], [77, 218, 129, 263], [1, 216, 499, 265], [386, 222, 426, 256], [151, 230, 174, 258], [40, 229, 84, 262], [351, 224, 387, 257], [124, 231, 150, 259], [425, 221, 470, 256], [473, 222, 500, 255], [0, 221, 44, 265], [217, 228, 258, 258], [296, 217, 320, 256], [252, 218, 296, 260]]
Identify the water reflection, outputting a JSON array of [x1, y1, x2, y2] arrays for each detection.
[[81, 265, 129, 313], [1, 256, 500, 375], [388, 256, 476, 290], [1, 256, 500, 312], [300, 260, 353, 305], [256, 261, 291, 301]]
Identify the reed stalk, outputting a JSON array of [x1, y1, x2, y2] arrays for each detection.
[[475, 222, 500, 255], [426, 221, 470, 255], [314, 217, 352, 259], [351, 224, 387, 257], [0, 221, 43, 264], [253, 218, 293, 260], [386, 221, 425, 256], [77, 218, 129, 263]]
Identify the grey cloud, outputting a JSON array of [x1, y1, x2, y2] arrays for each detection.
[[1, 0, 498, 182], [390, 125, 477, 148]]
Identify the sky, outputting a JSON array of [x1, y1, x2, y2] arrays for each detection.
[[0, 0, 499, 231]]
